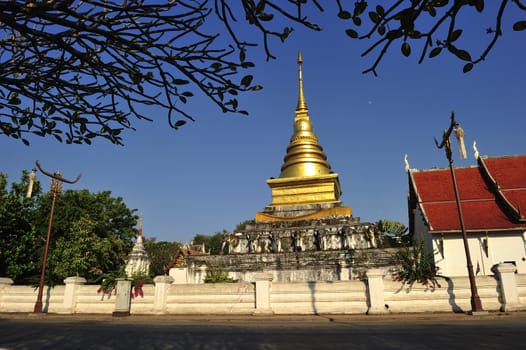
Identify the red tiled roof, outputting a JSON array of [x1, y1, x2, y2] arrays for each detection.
[[409, 154, 526, 233], [167, 247, 208, 269], [480, 155, 526, 221]]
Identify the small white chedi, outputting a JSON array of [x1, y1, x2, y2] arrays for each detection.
[[125, 215, 151, 278]]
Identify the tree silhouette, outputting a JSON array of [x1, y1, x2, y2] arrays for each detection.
[[1, 1, 524, 145]]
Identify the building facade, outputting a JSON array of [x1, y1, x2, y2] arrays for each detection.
[[408, 152, 526, 277]]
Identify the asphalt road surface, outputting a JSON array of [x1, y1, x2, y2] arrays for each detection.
[[0, 313, 525, 350]]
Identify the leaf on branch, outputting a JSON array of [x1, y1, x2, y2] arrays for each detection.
[[174, 120, 186, 128], [427, 6, 437, 17], [345, 29, 359, 38], [401, 42, 411, 57], [368, 11, 380, 24], [173, 79, 190, 85], [376, 5, 385, 17], [448, 29, 463, 42], [429, 47, 442, 58], [353, 1, 368, 16], [448, 45, 472, 61], [8, 95, 21, 105], [279, 27, 292, 42], [474, 0, 484, 12], [241, 75, 253, 87], [386, 30, 403, 40], [513, 21, 526, 31], [463, 63, 474, 73], [258, 13, 274, 21], [129, 72, 142, 84], [338, 11, 352, 20]]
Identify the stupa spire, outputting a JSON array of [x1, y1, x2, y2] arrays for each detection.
[[296, 51, 308, 113], [257, 52, 350, 221], [279, 52, 332, 178], [138, 213, 143, 237]]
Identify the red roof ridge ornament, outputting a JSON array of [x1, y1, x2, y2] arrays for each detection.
[[473, 140, 480, 160]]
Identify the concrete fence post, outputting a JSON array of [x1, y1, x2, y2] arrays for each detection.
[[495, 263, 521, 312], [112, 278, 132, 317], [366, 268, 387, 314], [153, 275, 174, 314], [0, 278, 14, 311], [198, 265, 208, 284], [253, 272, 274, 315], [63, 276, 86, 314]]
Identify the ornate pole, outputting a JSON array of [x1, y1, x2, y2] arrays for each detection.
[[33, 161, 81, 314], [435, 112, 484, 313]]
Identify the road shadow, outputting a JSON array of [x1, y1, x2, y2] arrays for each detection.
[[446, 277, 463, 313]]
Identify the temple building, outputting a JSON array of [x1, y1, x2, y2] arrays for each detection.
[[408, 150, 526, 277], [173, 53, 395, 282], [125, 215, 151, 278]]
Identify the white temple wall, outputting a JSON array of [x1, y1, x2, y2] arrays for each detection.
[[432, 232, 526, 277], [2, 266, 526, 315], [413, 207, 526, 277]]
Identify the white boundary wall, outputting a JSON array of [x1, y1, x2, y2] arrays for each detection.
[[1, 264, 525, 315]]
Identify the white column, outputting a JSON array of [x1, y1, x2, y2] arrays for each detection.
[[253, 272, 273, 315], [153, 275, 174, 314], [496, 263, 522, 311], [366, 269, 387, 314], [62, 276, 86, 314]]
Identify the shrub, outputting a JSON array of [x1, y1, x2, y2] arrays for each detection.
[[204, 267, 237, 283], [393, 239, 442, 289]]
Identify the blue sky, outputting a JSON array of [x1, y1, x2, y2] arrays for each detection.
[[2, 3, 525, 243]]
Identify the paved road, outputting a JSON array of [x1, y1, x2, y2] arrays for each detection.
[[0, 312, 525, 349]]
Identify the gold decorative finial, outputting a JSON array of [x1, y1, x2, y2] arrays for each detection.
[[138, 213, 143, 236], [296, 51, 307, 113]]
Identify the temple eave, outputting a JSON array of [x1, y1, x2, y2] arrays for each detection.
[[255, 206, 352, 222]]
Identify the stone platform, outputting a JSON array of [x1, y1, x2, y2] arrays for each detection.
[[187, 248, 399, 282]]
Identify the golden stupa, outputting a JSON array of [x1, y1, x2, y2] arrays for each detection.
[[256, 52, 352, 222]]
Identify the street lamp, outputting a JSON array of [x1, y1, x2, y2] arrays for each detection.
[[33, 160, 81, 314], [434, 112, 484, 314]]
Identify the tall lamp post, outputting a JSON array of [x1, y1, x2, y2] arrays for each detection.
[[434, 112, 484, 313], [33, 160, 81, 314]]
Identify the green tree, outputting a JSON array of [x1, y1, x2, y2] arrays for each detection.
[[234, 219, 255, 232], [0, 171, 42, 283], [48, 216, 115, 282], [375, 219, 410, 248], [3, 1, 522, 145], [0, 171, 137, 284], [192, 231, 226, 255], [144, 238, 182, 277]]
